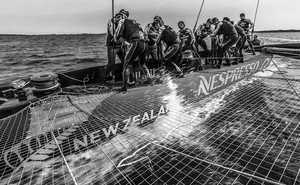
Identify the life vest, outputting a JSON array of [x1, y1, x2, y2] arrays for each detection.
[[178, 28, 192, 46], [160, 25, 178, 46], [234, 25, 245, 36], [237, 19, 252, 31], [198, 35, 212, 51], [217, 22, 238, 37], [145, 23, 158, 46], [122, 19, 145, 42]]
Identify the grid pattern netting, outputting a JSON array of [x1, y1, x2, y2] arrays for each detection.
[[0, 75, 300, 185]]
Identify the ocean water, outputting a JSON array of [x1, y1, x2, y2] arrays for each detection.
[[1, 32, 300, 85], [0, 34, 107, 84]]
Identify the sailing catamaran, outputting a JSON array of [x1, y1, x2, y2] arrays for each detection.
[[0, 0, 300, 184]]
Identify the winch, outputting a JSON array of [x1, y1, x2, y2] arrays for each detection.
[[30, 72, 61, 97]]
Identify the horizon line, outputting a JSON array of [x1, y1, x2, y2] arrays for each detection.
[[1, 29, 300, 36]]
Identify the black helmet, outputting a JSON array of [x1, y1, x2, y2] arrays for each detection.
[[153, 15, 162, 21], [223, 17, 230, 22], [212, 17, 219, 23], [178, 21, 185, 25], [119, 9, 129, 18], [206, 18, 213, 23], [240, 13, 245, 17]]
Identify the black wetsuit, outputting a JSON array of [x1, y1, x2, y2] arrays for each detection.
[[215, 22, 239, 65], [115, 19, 150, 89], [158, 25, 183, 75]]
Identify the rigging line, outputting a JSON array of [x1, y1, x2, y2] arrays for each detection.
[[269, 56, 300, 100], [252, 0, 260, 36], [112, 0, 116, 86], [128, 132, 285, 185], [193, 0, 205, 33], [50, 130, 79, 185]]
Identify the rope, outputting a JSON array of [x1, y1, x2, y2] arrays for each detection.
[[60, 73, 90, 91], [50, 130, 79, 185]]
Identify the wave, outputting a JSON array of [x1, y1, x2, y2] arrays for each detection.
[[29, 53, 75, 59], [260, 36, 300, 44]]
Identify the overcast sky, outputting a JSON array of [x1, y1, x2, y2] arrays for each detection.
[[0, 0, 299, 34]]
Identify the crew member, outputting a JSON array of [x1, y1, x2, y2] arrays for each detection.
[[153, 20, 183, 77], [212, 17, 220, 29], [251, 35, 261, 46], [144, 16, 161, 66], [213, 17, 239, 68], [231, 21, 247, 64], [104, 9, 127, 82], [114, 10, 150, 92], [178, 21, 195, 52], [195, 18, 214, 57], [237, 13, 256, 55]]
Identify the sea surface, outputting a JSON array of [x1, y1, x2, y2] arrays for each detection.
[[1, 32, 300, 85]]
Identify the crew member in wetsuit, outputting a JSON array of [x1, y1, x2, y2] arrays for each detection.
[[104, 9, 127, 82], [177, 21, 195, 53], [251, 35, 261, 46], [153, 20, 183, 77], [212, 17, 220, 29], [144, 16, 161, 67], [231, 21, 247, 64], [237, 13, 256, 55], [195, 18, 214, 57], [114, 10, 151, 92], [213, 17, 238, 69]]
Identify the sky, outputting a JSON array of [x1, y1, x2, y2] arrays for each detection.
[[0, 0, 299, 34]]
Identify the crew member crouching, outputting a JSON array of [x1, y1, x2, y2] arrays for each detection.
[[153, 20, 184, 78], [144, 16, 161, 67], [114, 10, 151, 92]]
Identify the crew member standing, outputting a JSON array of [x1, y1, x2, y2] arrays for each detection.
[[153, 20, 184, 77], [178, 21, 195, 53], [237, 13, 256, 55], [104, 10, 127, 82], [114, 10, 150, 92], [231, 21, 247, 64], [213, 17, 238, 69], [195, 18, 214, 57]]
